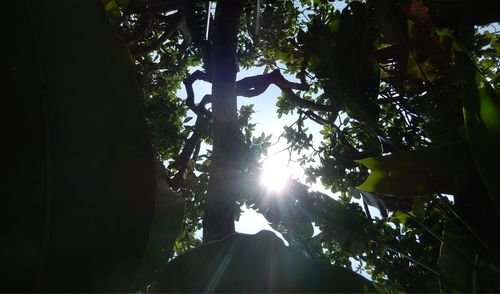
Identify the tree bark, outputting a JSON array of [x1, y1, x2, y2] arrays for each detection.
[[202, 0, 244, 243]]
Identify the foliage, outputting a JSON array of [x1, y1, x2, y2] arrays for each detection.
[[4, 0, 500, 292], [461, 58, 500, 213], [355, 143, 477, 197], [110, 0, 500, 292]]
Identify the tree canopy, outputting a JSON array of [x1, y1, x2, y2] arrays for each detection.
[[110, 0, 500, 291], [3, 0, 500, 292]]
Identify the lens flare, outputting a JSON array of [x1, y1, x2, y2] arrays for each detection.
[[260, 157, 290, 193]]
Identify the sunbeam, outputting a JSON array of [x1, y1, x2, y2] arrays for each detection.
[[260, 156, 291, 193]]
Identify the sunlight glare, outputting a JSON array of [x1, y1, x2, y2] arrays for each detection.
[[260, 157, 291, 192]]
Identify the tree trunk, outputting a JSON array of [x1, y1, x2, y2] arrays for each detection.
[[202, 0, 244, 243]]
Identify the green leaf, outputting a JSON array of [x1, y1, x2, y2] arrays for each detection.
[[436, 28, 468, 53], [390, 211, 411, 225], [116, 0, 129, 8], [132, 170, 185, 291], [296, 222, 314, 238], [462, 65, 500, 213], [151, 230, 374, 293], [438, 221, 500, 292], [356, 143, 476, 197], [3, 0, 158, 291], [411, 198, 426, 223], [104, 0, 122, 22], [438, 221, 474, 292]]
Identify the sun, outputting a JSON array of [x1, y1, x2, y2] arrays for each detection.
[[260, 157, 291, 193]]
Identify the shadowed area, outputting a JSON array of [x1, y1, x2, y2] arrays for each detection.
[[151, 230, 373, 292]]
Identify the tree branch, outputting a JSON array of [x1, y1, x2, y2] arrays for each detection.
[[235, 69, 308, 97], [235, 69, 337, 113], [167, 70, 214, 189], [125, 12, 155, 46], [300, 109, 362, 158], [130, 13, 181, 56], [298, 52, 310, 85], [282, 88, 335, 113], [168, 120, 204, 189], [149, 0, 213, 10], [184, 70, 212, 117], [301, 109, 330, 125]]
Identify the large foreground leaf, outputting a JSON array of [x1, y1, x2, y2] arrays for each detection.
[[151, 230, 374, 293], [355, 143, 476, 197], [462, 64, 500, 213], [132, 164, 185, 291], [438, 221, 500, 292], [2, 0, 170, 291]]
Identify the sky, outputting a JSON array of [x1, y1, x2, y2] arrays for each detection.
[[176, 61, 379, 279], [176, 66, 323, 240], [174, 0, 476, 242], [176, 65, 381, 239], [181, 66, 335, 192], [172, 0, 372, 275], [165, 0, 498, 281]]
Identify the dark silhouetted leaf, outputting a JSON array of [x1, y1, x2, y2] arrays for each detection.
[[438, 221, 500, 292], [2, 0, 165, 291], [462, 65, 500, 213], [132, 165, 185, 291], [151, 230, 374, 293], [356, 143, 476, 197], [336, 2, 381, 125]]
